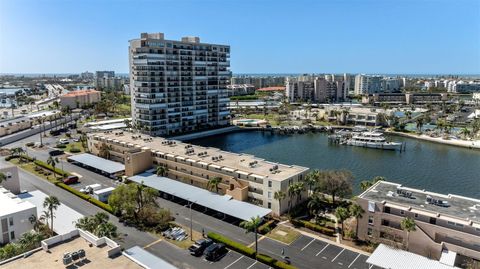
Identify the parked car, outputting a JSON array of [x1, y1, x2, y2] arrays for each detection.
[[80, 183, 102, 194], [63, 175, 79, 185], [59, 138, 69, 144], [73, 137, 80, 142], [48, 149, 64, 156], [188, 238, 213, 256], [204, 243, 227, 261]]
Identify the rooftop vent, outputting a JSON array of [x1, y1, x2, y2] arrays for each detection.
[[426, 195, 450, 207], [396, 188, 415, 199]]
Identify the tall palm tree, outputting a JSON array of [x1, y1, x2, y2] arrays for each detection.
[[415, 116, 424, 132], [335, 206, 350, 238], [156, 165, 168, 177], [304, 170, 319, 194], [96, 222, 118, 239], [349, 203, 365, 238], [99, 143, 112, 159], [273, 190, 286, 206], [47, 156, 58, 179], [239, 216, 262, 258], [43, 196, 60, 235], [459, 127, 471, 139], [401, 217, 416, 250], [206, 177, 222, 193]]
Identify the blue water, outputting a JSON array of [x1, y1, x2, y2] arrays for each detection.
[[191, 131, 480, 198]]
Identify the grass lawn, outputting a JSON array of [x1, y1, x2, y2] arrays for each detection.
[[266, 225, 301, 244], [155, 224, 203, 249], [65, 141, 85, 153], [8, 158, 61, 184]]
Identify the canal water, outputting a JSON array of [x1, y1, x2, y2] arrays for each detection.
[[190, 131, 480, 198]]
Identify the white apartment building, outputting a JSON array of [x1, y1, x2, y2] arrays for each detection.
[[0, 166, 21, 194], [286, 75, 344, 103], [0, 187, 37, 244], [354, 74, 383, 95], [129, 33, 231, 136]]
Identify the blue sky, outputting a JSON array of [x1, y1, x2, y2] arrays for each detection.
[[1, 0, 479, 74]]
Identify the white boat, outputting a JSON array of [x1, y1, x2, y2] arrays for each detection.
[[346, 132, 402, 150]]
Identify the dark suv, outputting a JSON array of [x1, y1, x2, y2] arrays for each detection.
[[188, 238, 213, 256], [204, 243, 227, 261]]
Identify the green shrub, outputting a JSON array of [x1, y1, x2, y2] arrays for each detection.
[[25, 142, 34, 147], [256, 253, 275, 264], [55, 144, 67, 149], [56, 182, 91, 200], [34, 160, 69, 177], [88, 197, 113, 213], [290, 219, 335, 236], [207, 232, 255, 257], [69, 147, 81, 153], [274, 260, 298, 269], [258, 219, 276, 235]]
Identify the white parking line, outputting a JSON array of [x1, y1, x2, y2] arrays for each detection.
[[369, 264, 374, 269], [301, 238, 315, 251], [315, 244, 330, 256], [246, 261, 257, 269], [331, 249, 345, 262], [224, 255, 244, 269], [348, 253, 361, 268]]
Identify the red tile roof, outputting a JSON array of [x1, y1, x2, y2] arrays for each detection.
[[257, 86, 285, 92]]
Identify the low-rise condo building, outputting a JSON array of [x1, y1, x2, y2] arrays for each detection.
[[0, 187, 37, 244], [87, 132, 309, 215], [362, 93, 448, 105], [60, 89, 101, 109], [357, 181, 480, 266]]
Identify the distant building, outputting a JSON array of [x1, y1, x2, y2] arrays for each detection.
[[362, 93, 448, 105], [226, 84, 255, 96], [286, 75, 345, 103], [0, 186, 36, 244], [256, 86, 285, 92], [357, 181, 480, 264], [95, 71, 123, 91], [60, 89, 101, 108], [80, 71, 94, 80], [129, 32, 231, 136], [231, 76, 285, 89], [286, 77, 315, 102], [354, 75, 382, 95], [455, 83, 480, 93], [382, 78, 402, 93]]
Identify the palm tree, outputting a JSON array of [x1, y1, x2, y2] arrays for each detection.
[[349, 203, 365, 238], [47, 156, 58, 179], [156, 165, 168, 177], [459, 127, 471, 139], [307, 193, 325, 217], [274, 190, 286, 205], [18, 231, 44, 250], [99, 143, 112, 159], [415, 116, 424, 133], [239, 216, 262, 258], [304, 170, 319, 194], [43, 195, 60, 235], [96, 222, 118, 239], [335, 206, 350, 238], [206, 177, 222, 193], [29, 214, 41, 232], [401, 217, 416, 250], [359, 180, 373, 192]]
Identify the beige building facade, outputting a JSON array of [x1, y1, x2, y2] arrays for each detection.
[[87, 131, 309, 215], [357, 181, 480, 265], [60, 89, 101, 109]]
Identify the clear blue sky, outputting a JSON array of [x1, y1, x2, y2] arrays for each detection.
[[1, 0, 479, 74]]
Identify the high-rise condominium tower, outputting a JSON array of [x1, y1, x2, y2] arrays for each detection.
[[129, 33, 231, 136]]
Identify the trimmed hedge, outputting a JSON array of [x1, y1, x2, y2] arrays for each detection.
[[34, 160, 70, 177], [55, 144, 67, 149], [290, 219, 335, 236], [55, 182, 114, 213], [207, 232, 255, 257], [258, 219, 276, 235], [69, 147, 81, 153], [207, 232, 297, 269]]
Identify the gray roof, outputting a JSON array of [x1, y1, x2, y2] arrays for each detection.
[[359, 181, 480, 224], [67, 153, 124, 174], [366, 244, 459, 269], [129, 172, 271, 221], [123, 246, 178, 269]]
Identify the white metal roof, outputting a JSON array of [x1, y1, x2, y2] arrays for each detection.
[[366, 244, 460, 269], [123, 246, 177, 269], [18, 190, 84, 235], [67, 153, 125, 174], [0, 187, 36, 217], [128, 172, 271, 221]]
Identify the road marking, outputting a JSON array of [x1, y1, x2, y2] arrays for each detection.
[[348, 254, 361, 268], [248, 235, 266, 248], [369, 265, 373, 269], [331, 248, 345, 262], [142, 238, 163, 249], [224, 256, 244, 269], [315, 244, 329, 256], [322, 256, 327, 259], [338, 262, 343, 265], [246, 261, 257, 269], [301, 238, 315, 251]]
